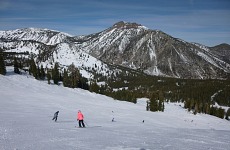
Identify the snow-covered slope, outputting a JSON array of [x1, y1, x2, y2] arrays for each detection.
[[0, 28, 71, 45], [0, 38, 115, 79], [0, 27, 122, 79], [0, 67, 230, 150], [39, 42, 113, 77]]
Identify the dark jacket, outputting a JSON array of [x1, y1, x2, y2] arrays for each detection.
[[54, 111, 59, 117]]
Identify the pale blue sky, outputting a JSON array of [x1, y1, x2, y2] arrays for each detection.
[[0, 0, 229, 46]]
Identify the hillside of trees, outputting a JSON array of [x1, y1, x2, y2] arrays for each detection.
[[1, 49, 229, 120]]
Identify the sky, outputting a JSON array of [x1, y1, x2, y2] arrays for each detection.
[[0, 0, 230, 46]]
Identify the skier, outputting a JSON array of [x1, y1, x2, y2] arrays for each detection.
[[111, 111, 115, 122], [77, 110, 85, 128], [52, 111, 59, 122]]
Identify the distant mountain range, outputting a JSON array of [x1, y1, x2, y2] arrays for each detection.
[[1, 21, 230, 79]]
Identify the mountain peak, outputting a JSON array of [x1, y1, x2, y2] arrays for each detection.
[[112, 21, 147, 30], [0, 27, 73, 45]]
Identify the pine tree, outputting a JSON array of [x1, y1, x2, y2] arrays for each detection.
[[40, 65, 45, 80], [184, 98, 190, 109], [194, 102, 199, 115], [89, 81, 100, 93], [52, 62, 60, 85], [162, 102, 165, 112], [14, 57, 20, 74], [37, 66, 41, 79], [19, 60, 23, 69], [80, 77, 89, 90], [149, 93, 158, 112], [217, 107, 225, 119], [225, 108, 230, 120], [198, 102, 203, 113], [47, 72, 51, 84], [0, 50, 6, 75], [68, 63, 80, 88], [29, 65, 31, 75], [210, 105, 215, 116], [189, 98, 195, 112], [158, 91, 164, 111], [146, 100, 150, 111], [63, 68, 70, 87], [29, 59, 38, 79], [59, 73, 63, 82], [204, 103, 210, 114]]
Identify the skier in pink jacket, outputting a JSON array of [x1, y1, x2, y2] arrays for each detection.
[[77, 110, 85, 127]]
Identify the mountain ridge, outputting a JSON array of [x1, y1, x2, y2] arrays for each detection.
[[0, 21, 230, 79], [75, 22, 230, 79]]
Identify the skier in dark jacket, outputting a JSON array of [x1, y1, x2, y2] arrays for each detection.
[[52, 111, 59, 122]]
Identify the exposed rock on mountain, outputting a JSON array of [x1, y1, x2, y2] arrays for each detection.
[[76, 21, 230, 79], [0, 22, 230, 79], [209, 43, 230, 64]]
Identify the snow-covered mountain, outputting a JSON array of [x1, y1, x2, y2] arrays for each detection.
[[1, 22, 230, 79], [77, 21, 230, 79], [209, 43, 230, 64], [0, 28, 119, 79], [0, 67, 230, 150], [0, 28, 72, 45]]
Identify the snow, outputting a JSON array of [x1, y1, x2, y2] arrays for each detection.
[[172, 44, 187, 63], [0, 67, 230, 150], [0, 28, 71, 45], [148, 35, 156, 61], [192, 43, 210, 52], [0, 41, 40, 55], [197, 52, 220, 68], [191, 43, 230, 72], [118, 35, 130, 52]]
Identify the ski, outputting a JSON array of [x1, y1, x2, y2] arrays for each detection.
[[74, 126, 102, 128]]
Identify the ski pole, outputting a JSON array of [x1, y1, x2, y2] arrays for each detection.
[[84, 120, 89, 127]]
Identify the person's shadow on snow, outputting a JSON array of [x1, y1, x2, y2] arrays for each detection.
[[56, 121, 75, 123]]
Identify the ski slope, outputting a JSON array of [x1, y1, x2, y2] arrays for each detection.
[[0, 67, 230, 150]]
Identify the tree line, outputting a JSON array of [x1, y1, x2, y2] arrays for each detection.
[[0, 50, 6, 75], [1, 49, 229, 119], [28, 60, 89, 90]]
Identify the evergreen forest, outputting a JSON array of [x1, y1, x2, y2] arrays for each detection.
[[1, 50, 230, 120]]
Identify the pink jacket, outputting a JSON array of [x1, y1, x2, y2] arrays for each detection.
[[77, 111, 84, 120]]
